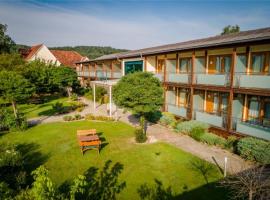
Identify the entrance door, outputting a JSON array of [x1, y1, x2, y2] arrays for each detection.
[[124, 60, 143, 75]]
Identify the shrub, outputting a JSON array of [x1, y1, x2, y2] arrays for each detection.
[[52, 102, 65, 114], [200, 132, 226, 147], [190, 126, 205, 141], [175, 120, 209, 135], [237, 137, 270, 164], [63, 116, 73, 121], [135, 128, 147, 143], [0, 109, 28, 131], [84, 87, 107, 103], [74, 114, 83, 120], [145, 111, 162, 123], [224, 136, 238, 152], [71, 93, 78, 101], [159, 112, 177, 127], [85, 114, 114, 121]]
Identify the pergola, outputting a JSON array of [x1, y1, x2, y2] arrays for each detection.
[[90, 80, 119, 117]]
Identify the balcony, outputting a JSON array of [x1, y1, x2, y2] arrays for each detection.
[[193, 110, 227, 129], [234, 73, 270, 90], [167, 104, 187, 118], [154, 73, 164, 82], [77, 71, 83, 76], [167, 72, 191, 84], [195, 73, 230, 87], [232, 118, 270, 140]]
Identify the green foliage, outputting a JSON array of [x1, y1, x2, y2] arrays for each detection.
[[30, 166, 57, 200], [221, 25, 240, 35], [137, 179, 173, 200], [52, 102, 65, 114], [71, 93, 78, 101], [175, 120, 209, 135], [113, 72, 163, 132], [0, 53, 25, 72], [159, 112, 177, 127], [224, 136, 238, 152], [69, 160, 126, 200], [63, 115, 73, 121], [84, 86, 107, 103], [0, 181, 13, 200], [74, 114, 82, 120], [135, 128, 147, 143], [237, 137, 270, 164], [0, 24, 16, 54], [190, 127, 205, 141], [200, 132, 226, 147], [145, 111, 162, 123], [85, 114, 114, 121], [49, 46, 128, 59], [0, 108, 28, 131], [189, 159, 215, 184]]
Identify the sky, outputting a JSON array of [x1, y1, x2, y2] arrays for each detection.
[[1, 0, 270, 50]]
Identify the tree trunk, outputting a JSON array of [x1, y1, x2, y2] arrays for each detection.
[[11, 100, 18, 118], [249, 190, 253, 200], [140, 116, 146, 134]]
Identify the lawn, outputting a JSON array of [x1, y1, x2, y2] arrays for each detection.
[[18, 96, 77, 118], [0, 121, 228, 199]]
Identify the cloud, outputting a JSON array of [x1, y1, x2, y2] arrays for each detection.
[[0, 2, 269, 49]]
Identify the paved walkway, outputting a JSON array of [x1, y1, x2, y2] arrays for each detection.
[[28, 97, 253, 174]]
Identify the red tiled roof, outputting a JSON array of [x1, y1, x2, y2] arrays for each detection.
[[25, 44, 43, 60], [50, 50, 87, 68]]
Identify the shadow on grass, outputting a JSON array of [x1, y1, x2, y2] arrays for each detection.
[[59, 160, 126, 200], [137, 179, 229, 200]]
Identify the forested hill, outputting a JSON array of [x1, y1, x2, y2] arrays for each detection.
[[50, 46, 128, 59], [16, 45, 128, 59]]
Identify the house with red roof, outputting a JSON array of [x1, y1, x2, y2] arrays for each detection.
[[21, 44, 88, 69]]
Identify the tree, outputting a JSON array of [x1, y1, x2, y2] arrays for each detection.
[[0, 24, 16, 53], [50, 67, 79, 97], [221, 25, 240, 35], [113, 72, 163, 134], [0, 71, 35, 118], [0, 53, 25, 72], [221, 166, 270, 200]]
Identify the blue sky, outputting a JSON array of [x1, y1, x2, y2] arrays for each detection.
[[1, 0, 270, 49]]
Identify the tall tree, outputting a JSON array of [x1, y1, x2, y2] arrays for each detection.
[[221, 25, 240, 35], [0, 53, 25, 72], [50, 66, 79, 97], [113, 72, 163, 133], [0, 71, 35, 118], [0, 24, 16, 53]]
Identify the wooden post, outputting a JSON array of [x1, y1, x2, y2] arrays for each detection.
[[176, 53, 179, 73], [144, 56, 147, 72], [188, 51, 195, 120], [164, 54, 167, 82], [111, 61, 113, 79], [243, 94, 248, 121], [227, 48, 236, 131], [246, 46, 251, 74]]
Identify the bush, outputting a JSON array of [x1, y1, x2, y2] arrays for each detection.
[[85, 114, 114, 121], [175, 120, 209, 135], [237, 137, 270, 164], [145, 111, 162, 123], [84, 87, 107, 103], [159, 112, 177, 127], [224, 136, 238, 152], [135, 128, 147, 143], [52, 102, 65, 114], [0, 109, 28, 131], [200, 132, 226, 147], [63, 116, 73, 121], [74, 114, 83, 120], [190, 126, 205, 141], [71, 93, 78, 101]]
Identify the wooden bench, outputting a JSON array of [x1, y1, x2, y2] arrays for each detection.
[[76, 130, 101, 154]]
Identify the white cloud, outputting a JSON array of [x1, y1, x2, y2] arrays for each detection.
[[0, 2, 269, 49]]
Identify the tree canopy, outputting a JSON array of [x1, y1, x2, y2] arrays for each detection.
[[0, 24, 16, 53], [221, 25, 240, 35], [113, 72, 163, 132]]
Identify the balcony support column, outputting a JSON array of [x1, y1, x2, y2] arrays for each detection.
[[111, 61, 113, 79], [227, 48, 236, 131], [188, 51, 195, 120]]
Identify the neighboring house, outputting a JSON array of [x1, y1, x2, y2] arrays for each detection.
[[76, 27, 270, 141], [50, 50, 88, 69], [21, 44, 88, 69]]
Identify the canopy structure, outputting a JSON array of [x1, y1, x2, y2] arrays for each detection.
[[90, 80, 119, 117]]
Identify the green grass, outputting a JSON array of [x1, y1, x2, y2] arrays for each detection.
[[18, 96, 76, 118], [0, 121, 227, 199]]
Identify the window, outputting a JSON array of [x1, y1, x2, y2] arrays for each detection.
[[179, 58, 191, 73], [221, 94, 229, 114], [208, 55, 231, 74], [248, 97, 260, 121], [263, 101, 270, 127], [176, 88, 189, 107], [157, 60, 164, 73], [252, 54, 265, 73], [195, 57, 205, 73], [236, 55, 247, 73]]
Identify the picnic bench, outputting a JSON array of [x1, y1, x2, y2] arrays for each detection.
[[77, 129, 101, 154]]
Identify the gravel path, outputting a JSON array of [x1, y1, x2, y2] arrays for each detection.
[[28, 97, 253, 174]]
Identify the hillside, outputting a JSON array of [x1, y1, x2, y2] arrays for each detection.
[[50, 46, 128, 59], [16, 45, 128, 59]]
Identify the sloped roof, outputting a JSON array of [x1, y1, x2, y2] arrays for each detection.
[[25, 44, 43, 60], [50, 50, 88, 67], [81, 27, 270, 63]]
